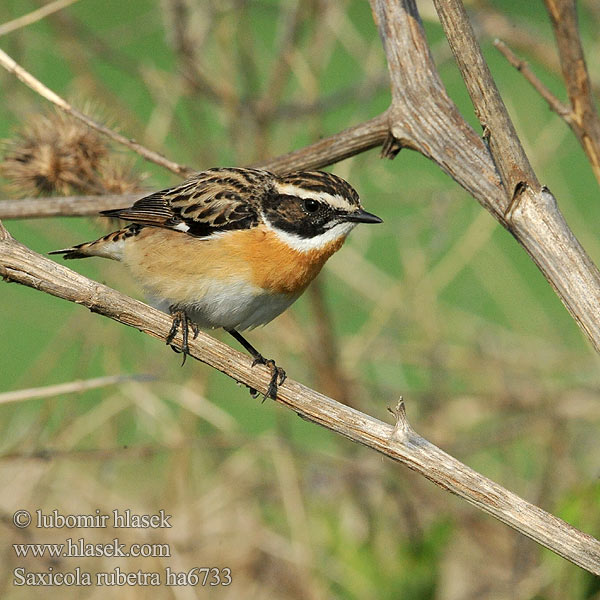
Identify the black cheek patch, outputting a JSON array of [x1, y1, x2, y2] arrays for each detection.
[[264, 194, 331, 239]]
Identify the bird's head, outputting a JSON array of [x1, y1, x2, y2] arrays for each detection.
[[261, 171, 382, 252]]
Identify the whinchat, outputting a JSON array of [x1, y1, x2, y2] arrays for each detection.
[[51, 168, 383, 398]]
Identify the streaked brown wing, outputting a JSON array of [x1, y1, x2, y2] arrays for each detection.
[[101, 168, 266, 236]]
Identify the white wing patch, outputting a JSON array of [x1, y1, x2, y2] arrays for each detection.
[[173, 222, 190, 232]]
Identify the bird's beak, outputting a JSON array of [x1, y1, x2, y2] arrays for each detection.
[[344, 209, 383, 224]]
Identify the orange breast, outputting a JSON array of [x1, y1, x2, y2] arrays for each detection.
[[221, 226, 345, 295]]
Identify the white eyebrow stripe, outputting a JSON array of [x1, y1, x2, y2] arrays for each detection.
[[273, 183, 352, 211]]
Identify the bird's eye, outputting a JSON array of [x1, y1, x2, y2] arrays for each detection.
[[303, 199, 319, 213]]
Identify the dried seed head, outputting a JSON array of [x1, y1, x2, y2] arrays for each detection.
[[1, 110, 107, 196], [0, 109, 146, 197]]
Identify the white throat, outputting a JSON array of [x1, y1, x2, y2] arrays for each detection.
[[265, 220, 356, 253]]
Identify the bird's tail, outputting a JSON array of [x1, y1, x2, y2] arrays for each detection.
[[49, 226, 140, 260]]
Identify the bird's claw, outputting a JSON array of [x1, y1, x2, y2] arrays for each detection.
[[166, 309, 198, 365], [251, 355, 286, 400]]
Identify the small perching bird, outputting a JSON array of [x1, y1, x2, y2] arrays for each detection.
[[51, 167, 383, 398]]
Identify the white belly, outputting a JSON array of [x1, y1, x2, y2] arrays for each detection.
[[151, 278, 299, 331]]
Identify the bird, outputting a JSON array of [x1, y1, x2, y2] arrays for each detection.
[[50, 167, 383, 398]]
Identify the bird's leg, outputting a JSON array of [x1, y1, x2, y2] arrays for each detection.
[[166, 307, 199, 365], [226, 329, 286, 399]]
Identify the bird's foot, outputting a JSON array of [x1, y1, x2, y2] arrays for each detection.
[[226, 329, 286, 400], [166, 309, 199, 365], [250, 354, 286, 400]]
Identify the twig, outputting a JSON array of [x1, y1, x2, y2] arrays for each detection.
[[0, 220, 599, 574], [0, 374, 153, 405], [474, 7, 581, 90], [494, 40, 571, 120], [0, 47, 195, 178], [0, 0, 80, 37], [388, 397, 411, 442]]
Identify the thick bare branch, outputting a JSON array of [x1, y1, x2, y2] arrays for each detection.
[[371, 0, 600, 354], [1, 220, 599, 574], [370, 0, 505, 218]]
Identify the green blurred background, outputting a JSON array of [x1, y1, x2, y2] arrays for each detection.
[[1, 0, 600, 598]]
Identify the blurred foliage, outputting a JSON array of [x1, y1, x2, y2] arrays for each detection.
[[1, 0, 600, 598]]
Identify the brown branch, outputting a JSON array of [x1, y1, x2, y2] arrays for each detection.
[[0, 47, 195, 178], [370, 0, 600, 354], [545, 0, 600, 185], [475, 7, 562, 77], [1, 220, 599, 574], [474, 6, 600, 99], [0, 113, 390, 219], [370, 0, 504, 217]]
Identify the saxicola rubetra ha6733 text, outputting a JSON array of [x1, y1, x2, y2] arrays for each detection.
[[51, 167, 383, 398]]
